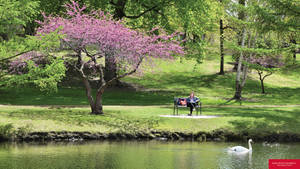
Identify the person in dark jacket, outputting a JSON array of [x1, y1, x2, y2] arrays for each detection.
[[186, 91, 199, 116]]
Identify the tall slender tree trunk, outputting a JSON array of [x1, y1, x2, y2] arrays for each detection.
[[181, 30, 187, 63], [290, 39, 297, 62], [233, 0, 246, 71], [232, 0, 247, 100], [219, 19, 225, 75], [234, 28, 246, 100]]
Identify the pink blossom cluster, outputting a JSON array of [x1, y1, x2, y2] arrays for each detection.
[[9, 51, 47, 74], [249, 55, 284, 68], [37, 1, 184, 71]]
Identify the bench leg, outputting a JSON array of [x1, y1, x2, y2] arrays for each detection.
[[173, 105, 175, 115], [200, 102, 202, 115]]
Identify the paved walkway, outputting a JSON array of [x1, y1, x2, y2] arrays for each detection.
[[159, 115, 219, 119], [1, 104, 300, 109]]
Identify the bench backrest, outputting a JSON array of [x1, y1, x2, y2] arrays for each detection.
[[174, 97, 200, 106]]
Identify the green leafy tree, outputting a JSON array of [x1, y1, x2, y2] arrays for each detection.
[[3, 32, 66, 92], [0, 0, 39, 40], [256, 0, 300, 62], [170, 0, 218, 63], [0, 0, 40, 83], [248, 55, 284, 94], [226, 0, 299, 103]]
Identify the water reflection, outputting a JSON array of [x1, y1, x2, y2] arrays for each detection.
[[0, 141, 299, 169], [219, 150, 253, 169]]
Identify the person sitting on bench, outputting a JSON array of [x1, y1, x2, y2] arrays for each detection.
[[186, 91, 199, 116]]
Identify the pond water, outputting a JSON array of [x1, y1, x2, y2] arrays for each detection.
[[0, 141, 299, 169]]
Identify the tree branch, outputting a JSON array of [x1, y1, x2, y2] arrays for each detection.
[[61, 39, 81, 53], [98, 63, 106, 87], [262, 72, 272, 81], [141, 3, 164, 16], [74, 52, 88, 78], [0, 49, 33, 62], [109, 0, 117, 6], [82, 47, 104, 64], [257, 70, 263, 81], [223, 25, 236, 30], [77, 62, 87, 78], [124, 5, 158, 19], [275, 1, 300, 16]]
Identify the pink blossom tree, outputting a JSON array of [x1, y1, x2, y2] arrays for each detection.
[[37, 1, 183, 114], [248, 55, 284, 94]]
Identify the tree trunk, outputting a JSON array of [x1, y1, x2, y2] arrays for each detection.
[[0, 33, 9, 41], [82, 77, 104, 114], [233, 0, 246, 71], [92, 88, 104, 114], [92, 92, 104, 115], [233, 27, 246, 100], [91, 103, 103, 114], [219, 19, 225, 75], [234, 84, 242, 100], [181, 30, 187, 63], [113, 0, 127, 19], [258, 70, 272, 94], [258, 71, 265, 94], [24, 21, 36, 36], [233, 0, 246, 100], [77, 50, 104, 115], [104, 56, 117, 83], [290, 39, 297, 62], [260, 79, 265, 94]]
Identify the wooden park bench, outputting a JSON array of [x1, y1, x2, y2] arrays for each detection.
[[173, 97, 202, 116]]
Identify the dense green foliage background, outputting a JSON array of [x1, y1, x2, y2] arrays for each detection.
[[0, 0, 299, 138]]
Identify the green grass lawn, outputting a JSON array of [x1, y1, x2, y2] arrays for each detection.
[[1, 105, 300, 137], [0, 55, 300, 137], [1, 56, 300, 106]]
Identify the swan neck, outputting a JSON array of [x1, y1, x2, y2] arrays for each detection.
[[248, 141, 252, 151]]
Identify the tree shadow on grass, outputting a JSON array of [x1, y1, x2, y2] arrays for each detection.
[[0, 87, 187, 106], [142, 72, 231, 89], [251, 87, 300, 104], [141, 71, 300, 104], [1, 70, 300, 106], [206, 107, 300, 134]]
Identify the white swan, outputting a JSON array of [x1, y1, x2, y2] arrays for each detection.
[[229, 139, 253, 153]]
